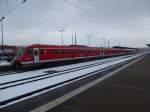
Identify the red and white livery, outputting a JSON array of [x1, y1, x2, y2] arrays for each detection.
[[12, 44, 136, 67]]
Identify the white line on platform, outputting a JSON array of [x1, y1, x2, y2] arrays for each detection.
[[30, 55, 143, 112]]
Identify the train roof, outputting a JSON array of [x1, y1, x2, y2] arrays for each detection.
[[21, 44, 135, 51], [26, 44, 100, 50]]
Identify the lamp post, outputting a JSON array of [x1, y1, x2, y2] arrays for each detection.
[[59, 29, 65, 46], [101, 38, 110, 48], [101, 38, 107, 48], [86, 35, 92, 46], [0, 16, 5, 49], [107, 40, 110, 48]]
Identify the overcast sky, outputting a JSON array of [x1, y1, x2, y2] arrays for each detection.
[[0, 0, 150, 47]]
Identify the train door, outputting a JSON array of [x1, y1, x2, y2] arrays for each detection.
[[100, 48, 104, 57], [34, 48, 39, 63], [102, 50, 104, 57]]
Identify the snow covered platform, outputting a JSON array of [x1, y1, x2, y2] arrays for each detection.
[[0, 61, 11, 68]]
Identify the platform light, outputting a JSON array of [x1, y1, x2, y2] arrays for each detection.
[[0, 16, 5, 48], [59, 29, 65, 46]]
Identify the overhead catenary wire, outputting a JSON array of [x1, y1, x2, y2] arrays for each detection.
[[63, 0, 126, 47], [63, 0, 112, 27], [87, 0, 129, 47], [86, 0, 126, 30], [63, 0, 126, 32], [0, 0, 27, 18], [87, 0, 115, 22], [6, 0, 9, 14]]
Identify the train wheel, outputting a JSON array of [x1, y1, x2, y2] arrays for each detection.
[[13, 63, 22, 68]]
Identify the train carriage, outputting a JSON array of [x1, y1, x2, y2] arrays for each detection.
[[13, 44, 101, 66], [12, 44, 136, 67]]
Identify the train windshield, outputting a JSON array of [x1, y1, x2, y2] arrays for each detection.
[[16, 47, 24, 57]]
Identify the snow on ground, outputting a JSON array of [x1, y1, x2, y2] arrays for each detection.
[[0, 57, 126, 88], [0, 54, 142, 105], [0, 54, 135, 85], [0, 61, 11, 67]]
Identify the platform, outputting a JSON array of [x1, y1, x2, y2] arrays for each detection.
[[50, 53, 150, 112]]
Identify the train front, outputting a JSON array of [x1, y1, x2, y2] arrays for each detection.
[[12, 47, 25, 67]]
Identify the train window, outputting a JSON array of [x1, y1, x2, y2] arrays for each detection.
[[53, 50, 59, 54], [49, 50, 51, 53], [68, 51, 72, 54], [34, 50, 38, 56], [17, 47, 24, 57], [28, 49, 33, 56], [75, 51, 78, 54], [60, 51, 64, 54], [40, 50, 45, 55], [59, 50, 62, 54], [57, 50, 63, 54], [64, 51, 66, 54], [57, 50, 67, 54]]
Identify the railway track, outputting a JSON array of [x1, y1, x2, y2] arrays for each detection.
[[0, 54, 135, 76], [0, 54, 136, 86], [0, 55, 130, 89], [0, 53, 143, 108], [0, 58, 100, 76]]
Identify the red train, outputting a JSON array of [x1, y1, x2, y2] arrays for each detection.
[[12, 44, 136, 67]]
